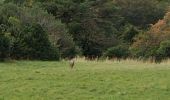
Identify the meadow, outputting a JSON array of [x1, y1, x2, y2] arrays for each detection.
[[0, 59, 170, 100]]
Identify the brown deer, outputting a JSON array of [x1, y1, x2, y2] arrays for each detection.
[[69, 59, 75, 69]]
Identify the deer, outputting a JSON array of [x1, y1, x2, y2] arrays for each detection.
[[69, 58, 75, 69]]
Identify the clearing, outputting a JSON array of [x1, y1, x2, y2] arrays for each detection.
[[0, 60, 170, 100]]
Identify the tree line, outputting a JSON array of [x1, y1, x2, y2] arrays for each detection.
[[0, 0, 170, 62]]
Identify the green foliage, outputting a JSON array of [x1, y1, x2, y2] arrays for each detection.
[[12, 23, 59, 60], [130, 33, 160, 60], [21, 5, 77, 59], [131, 11, 170, 61], [38, 0, 120, 58], [0, 0, 170, 60], [115, 0, 166, 28], [4, 0, 25, 5], [0, 32, 11, 61], [0, 3, 21, 18], [156, 40, 170, 61], [120, 24, 140, 44], [57, 32, 80, 58], [104, 45, 129, 59], [0, 3, 74, 60], [157, 40, 170, 56]]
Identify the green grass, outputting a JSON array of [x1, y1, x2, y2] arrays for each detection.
[[0, 59, 170, 100]]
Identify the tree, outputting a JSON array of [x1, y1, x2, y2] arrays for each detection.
[[104, 45, 129, 59], [115, 0, 166, 28], [42, 0, 120, 58], [131, 11, 170, 61], [156, 40, 170, 61], [12, 23, 59, 60], [0, 32, 11, 61]]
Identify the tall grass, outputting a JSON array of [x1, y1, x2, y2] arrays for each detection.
[[69, 56, 170, 64]]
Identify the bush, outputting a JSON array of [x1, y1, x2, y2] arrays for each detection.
[[57, 32, 79, 59], [57, 38, 79, 59], [156, 40, 170, 61], [12, 23, 59, 60], [115, 0, 166, 28], [0, 33, 11, 61], [120, 24, 140, 44], [104, 45, 129, 59], [130, 11, 170, 61], [22, 5, 77, 59]]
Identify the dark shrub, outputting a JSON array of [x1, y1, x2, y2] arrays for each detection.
[[104, 45, 129, 59], [120, 24, 140, 44], [156, 40, 170, 62], [0, 33, 11, 61], [12, 23, 59, 60]]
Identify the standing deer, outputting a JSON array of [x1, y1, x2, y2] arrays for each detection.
[[69, 58, 75, 69]]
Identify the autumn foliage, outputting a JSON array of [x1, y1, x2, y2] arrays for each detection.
[[131, 11, 170, 61]]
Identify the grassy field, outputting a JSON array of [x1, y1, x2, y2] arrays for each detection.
[[0, 59, 170, 100]]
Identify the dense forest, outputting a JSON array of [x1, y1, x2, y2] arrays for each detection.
[[0, 0, 170, 62]]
